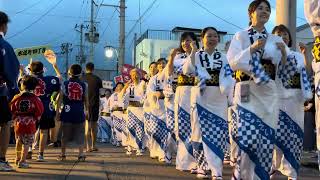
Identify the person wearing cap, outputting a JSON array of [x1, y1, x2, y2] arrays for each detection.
[[55, 64, 89, 161]]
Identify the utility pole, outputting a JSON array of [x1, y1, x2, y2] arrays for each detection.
[[90, 0, 94, 62], [61, 43, 73, 79], [119, 0, 125, 71], [101, 0, 126, 73], [276, 0, 297, 49], [75, 23, 89, 67], [85, 0, 99, 63]]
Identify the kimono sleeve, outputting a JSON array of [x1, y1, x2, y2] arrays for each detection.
[[147, 76, 157, 93], [227, 32, 252, 73], [121, 88, 129, 109], [219, 60, 235, 96]]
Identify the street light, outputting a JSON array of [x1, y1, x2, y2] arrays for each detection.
[[104, 45, 119, 74]]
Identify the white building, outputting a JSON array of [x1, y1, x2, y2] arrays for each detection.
[[296, 23, 315, 60], [134, 27, 233, 71]]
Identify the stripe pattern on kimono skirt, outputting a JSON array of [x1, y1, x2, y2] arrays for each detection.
[[113, 115, 126, 133], [177, 105, 194, 155], [197, 104, 229, 161], [128, 110, 145, 149], [237, 105, 275, 180], [276, 110, 304, 172], [147, 113, 170, 150]]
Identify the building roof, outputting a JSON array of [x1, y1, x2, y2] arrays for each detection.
[[297, 23, 310, 32], [171, 26, 227, 35]]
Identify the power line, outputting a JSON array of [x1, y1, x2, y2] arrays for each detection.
[[7, 0, 65, 40], [297, 16, 307, 22], [13, 0, 45, 16], [18, 1, 88, 46], [190, 0, 243, 30], [125, 0, 158, 38], [95, 0, 105, 20], [101, 8, 118, 39], [7, 11, 138, 21], [77, 0, 86, 23], [139, 2, 161, 26], [45, 28, 74, 44]]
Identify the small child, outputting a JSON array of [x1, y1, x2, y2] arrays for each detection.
[[10, 75, 44, 168], [29, 61, 60, 162], [55, 64, 88, 161]]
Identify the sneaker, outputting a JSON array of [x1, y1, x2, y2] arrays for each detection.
[[196, 169, 210, 179], [37, 155, 45, 162], [26, 151, 32, 159], [17, 162, 29, 169], [0, 161, 14, 171], [48, 142, 55, 147]]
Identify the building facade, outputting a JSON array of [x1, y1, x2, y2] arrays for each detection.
[[134, 27, 232, 71]]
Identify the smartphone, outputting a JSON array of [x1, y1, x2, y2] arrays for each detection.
[[240, 83, 250, 103]]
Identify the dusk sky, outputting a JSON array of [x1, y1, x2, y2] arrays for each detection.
[[0, 0, 307, 76]]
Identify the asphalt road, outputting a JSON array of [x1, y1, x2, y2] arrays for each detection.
[[0, 143, 319, 180]]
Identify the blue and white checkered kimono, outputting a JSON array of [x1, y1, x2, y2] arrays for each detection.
[[97, 97, 112, 143], [173, 53, 197, 171], [186, 49, 234, 178], [145, 71, 170, 160], [123, 81, 146, 151], [273, 50, 312, 178], [109, 92, 127, 146], [227, 27, 282, 180]]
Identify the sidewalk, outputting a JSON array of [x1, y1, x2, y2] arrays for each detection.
[[0, 143, 319, 180]]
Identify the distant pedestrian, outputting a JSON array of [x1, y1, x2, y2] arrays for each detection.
[[81, 62, 102, 152]]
